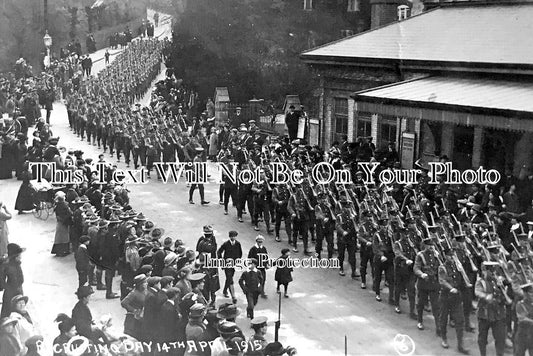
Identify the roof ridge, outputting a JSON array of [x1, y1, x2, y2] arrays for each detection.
[[300, 6, 441, 56]]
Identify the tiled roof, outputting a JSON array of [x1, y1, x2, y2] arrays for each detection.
[[354, 76, 533, 113], [301, 4, 533, 65]]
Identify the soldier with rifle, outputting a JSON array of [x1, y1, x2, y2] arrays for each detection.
[[392, 225, 417, 317], [358, 208, 375, 289], [314, 192, 335, 259], [287, 183, 313, 254], [372, 213, 394, 303], [335, 194, 358, 279], [438, 246, 471, 354], [272, 183, 292, 243]]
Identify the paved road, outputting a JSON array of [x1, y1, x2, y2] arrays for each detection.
[[0, 10, 503, 356]]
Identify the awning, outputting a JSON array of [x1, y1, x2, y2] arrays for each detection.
[[352, 76, 533, 132], [91, 0, 105, 9]]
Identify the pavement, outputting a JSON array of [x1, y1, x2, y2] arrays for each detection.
[[0, 9, 504, 356]]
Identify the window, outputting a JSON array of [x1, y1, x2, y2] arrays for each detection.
[[380, 122, 397, 149], [356, 119, 371, 138], [347, 0, 359, 12], [304, 0, 313, 10], [340, 30, 354, 38], [334, 98, 348, 141]]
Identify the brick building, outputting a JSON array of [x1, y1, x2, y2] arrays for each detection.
[[300, 1, 533, 176]]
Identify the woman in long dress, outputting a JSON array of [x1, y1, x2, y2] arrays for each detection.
[[14, 170, 34, 214], [52, 191, 72, 256], [0, 202, 11, 260]]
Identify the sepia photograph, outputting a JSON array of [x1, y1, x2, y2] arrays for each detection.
[[0, 0, 532, 355]]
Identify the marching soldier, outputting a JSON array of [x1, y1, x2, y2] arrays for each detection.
[[272, 184, 292, 243], [414, 237, 441, 333], [251, 172, 273, 233], [392, 226, 417, 317], [314, 192, 335, 259], [372, 213, 394, 303], [358, 209, 375, 290], [335, 194, 358, 279], [514, 282, 533, 356], [475, 261, 512, 356], [453, 233, 477, 332], [287, 184, 313, 254], [438, 246, 470, 354]]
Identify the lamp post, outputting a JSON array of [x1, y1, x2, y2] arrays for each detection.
[[43, 31, 52, 69]]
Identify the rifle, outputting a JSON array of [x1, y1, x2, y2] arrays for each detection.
[[452, 252, 473, 288]]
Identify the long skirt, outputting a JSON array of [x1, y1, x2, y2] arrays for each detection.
[[51, 221, 70, 255], [15, 182, 35, 212]]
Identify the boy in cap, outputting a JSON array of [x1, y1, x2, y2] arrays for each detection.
[[248, 235, 268, 298], [217, 231, 242, 303], [239, 258, 263, 319], [75, 235, 91, 287]]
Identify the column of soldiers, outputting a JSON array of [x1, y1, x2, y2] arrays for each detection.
[[218, 141, 533, 356]]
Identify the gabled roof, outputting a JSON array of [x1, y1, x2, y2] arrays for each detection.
[[301, 4, 533, 67]]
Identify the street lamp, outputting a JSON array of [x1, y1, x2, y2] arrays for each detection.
[[43, 31, 52, 68]]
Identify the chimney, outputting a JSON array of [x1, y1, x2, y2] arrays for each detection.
[[370, 0, 410, 28], [397, 5, 410, 20]]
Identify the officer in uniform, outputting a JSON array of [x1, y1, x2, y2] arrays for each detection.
[[475, 261, 511, 356], [196, 225, 218, 305], [372, 213, 394, 303], [414, 237, 441, 333], [287, 185, 313, 254], [314, 192, 335, 259], [245, 316, 268, 356], [438, 246, 470, 354], [335, 194, 358, 278], [272, 184, 292, 243], [392, 226, 417, 317], [251, 172, 272, 233]]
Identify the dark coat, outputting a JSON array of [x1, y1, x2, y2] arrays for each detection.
[[274, 256, 293, 284], [75, 245, 90, 272], [142, 287, 166, 339], [158, 300, 181, 343], [72, 301, 93, 339], [0, 260, 24, 318]]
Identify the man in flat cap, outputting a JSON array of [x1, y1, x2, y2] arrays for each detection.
[[246, 316, 269, 356], [239, 258, 263, 319]]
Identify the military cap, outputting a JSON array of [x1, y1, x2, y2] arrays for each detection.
[[133, 213, 147, 221], [517, 233, 529, 240], [453, 233, 466, 242], [138, 265, 153, 275], [251, 316, 268, 328], [108, 214, 121, 224], [487, 241, 502, 250], [163, 237, 173, 247], [98, 220, 109, 229], [217, 303, 241, 319], [147, 276, 161, 286], [195, 147, 204, 152]]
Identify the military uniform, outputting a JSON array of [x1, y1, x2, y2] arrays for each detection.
[[287, 188, 313, 253], [475, 268, 509, 356], [358, 217, 375, 288], [272, 185, 292, 242], [314, 196, 335, 259], [514, 283, 533, 356], [392, 230, 417, 315], [413, 242, 441, 331], [438, 252, 469, 353], [372, 223, 394, 302], [335, 204, 358, 278]]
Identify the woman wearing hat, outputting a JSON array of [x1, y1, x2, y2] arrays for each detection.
[[53, 314, 77, 356], [9, 295, 35, 354], [52, 191, 73, 257], [121, 274, 147, 340], [0, 243, 25, 318], [72, 286, 108, 346], [0, 317, 21, 356], [14, 169, 35, 214]]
